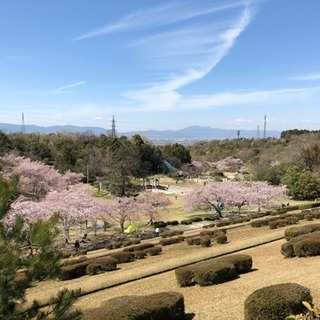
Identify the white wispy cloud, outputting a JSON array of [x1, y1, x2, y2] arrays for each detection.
[[123, 4, 254, 110], [75, 1, 248, 40], [289, 73, 320, 81], [119, 86, 320, 113], [54, 81, 86, 92], [177, 87, 320, 111]]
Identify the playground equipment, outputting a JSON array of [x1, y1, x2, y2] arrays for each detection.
[[162, 160, 183, 177], [143, 177, 168, 190]]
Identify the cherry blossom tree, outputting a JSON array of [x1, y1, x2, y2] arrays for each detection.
[[184, 180, 288, 215], [2, 155, 100, 243], [1, 154, 83, 200], [136, 191, 171, 225], [100, 197, 140, 233]]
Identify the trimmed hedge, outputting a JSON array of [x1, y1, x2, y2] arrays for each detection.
[[215, 233, 228, 244], [200, 237, 211, 247], [145, 246, 162, 256], [134, 251, 146, 259], [175, 253, 252, 287], [86, 258, 118, 276], [186, 236, 202, 246], [60, 256, 88, 267], [281, 232, 320, 258], [199, 230, 215, 237], [160, 236, 185, 246], [284, 223, 320, 241], [85, 291, 185, 320], [220, 254, 253, 274], [193, 261, 237, 286], [60, 261, 88, 280], [161, 230, 184, 238], [123, 243, 155, 252], [60, 256, 118, 280], [244, 283, 312, 320], [110, 252, 135, 263]]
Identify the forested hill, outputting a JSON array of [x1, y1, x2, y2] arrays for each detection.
[[0, 128, 320, 199]]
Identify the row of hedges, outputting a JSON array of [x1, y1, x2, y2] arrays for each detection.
[[60, 243, 163, 280], [161, 230, 184, 238], [85, 291, 185, 320], [284, 223, 320, 240], [175, 253, 252, 287], [60, 256, 118, 280], [281, 223, 320, 258], [105, 238, 141, 250], [251, 210, 320, 229], [160, 236, 185, 246]]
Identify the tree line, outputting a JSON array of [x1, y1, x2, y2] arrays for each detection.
[[0, 131, 191, 196]]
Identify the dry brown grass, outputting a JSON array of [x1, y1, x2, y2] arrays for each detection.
[[25, 221, 320, 319]]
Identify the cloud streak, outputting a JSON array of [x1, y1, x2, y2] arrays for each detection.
[[54, 81, 86, 92], [123, 4, 254, 110], [120, 86, 320, 112], [75, 1, 248, 40], [289, 73, 320, 81]]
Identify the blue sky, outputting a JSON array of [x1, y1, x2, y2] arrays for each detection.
[[1, 0, 320, 132]]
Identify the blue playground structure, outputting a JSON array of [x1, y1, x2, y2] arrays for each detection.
[[162, 159, 183, 177], [163, 160, 177, 173]]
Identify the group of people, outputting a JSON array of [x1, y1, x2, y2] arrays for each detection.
[[74, 234, 89, 250]]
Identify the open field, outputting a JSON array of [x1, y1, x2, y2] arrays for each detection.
[[25, 220, 320, 320]]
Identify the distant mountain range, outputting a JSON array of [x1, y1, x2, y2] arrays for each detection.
[[0, 123, 281, 143]]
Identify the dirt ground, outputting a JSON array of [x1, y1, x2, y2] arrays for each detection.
[[25, 221, 320, 320]]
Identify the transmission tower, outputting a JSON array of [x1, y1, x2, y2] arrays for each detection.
[[21, 113, 25, 134], [263, 115, 267, 139], [110, 115, 116, 137], [257, 125, 260, 139]]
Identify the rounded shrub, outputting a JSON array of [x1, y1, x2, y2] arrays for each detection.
[[200, 236, 211, 247], [193, 261, 237, 286], [160, 237, 183, 246], [215, 233, 228, 244], [304, 214, 314, 221], [85, 291, 185, 320], [186, 237, 201, 246], [61, 256, 88, 267], [294, 237, 320, 257], [180, 220, 192, 225], [145, 246, 162, 256], [153, 221, 167, 228], [133, 243, 155, 251], [200, 230, 215, 237], [161, 230, 183, 238], [244, 283, 312, 320], [94, 257, 118, 271], [221, 254, 253, 274], [284, 224, 320, 241], [189, 217, 203, 222], [134, 251, 146, 259], [110, 252, 135, 263], [175, 266, 195, 287], [59, 261, 88, 280]]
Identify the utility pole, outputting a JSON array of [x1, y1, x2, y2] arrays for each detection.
[[21, 113, 25, 134], [263, 115, 267, 139]]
